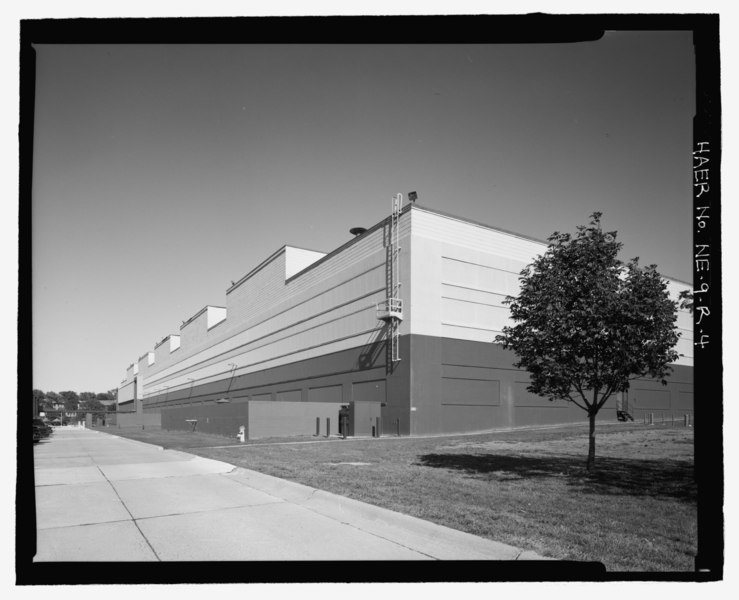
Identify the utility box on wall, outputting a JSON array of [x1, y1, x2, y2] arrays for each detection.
[[349, 401, 382, 437]]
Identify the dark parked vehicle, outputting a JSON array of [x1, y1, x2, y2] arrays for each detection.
[[33, 418, 53, 442]]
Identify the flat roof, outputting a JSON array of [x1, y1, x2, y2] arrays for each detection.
[[230, 201, 691, 295], [180, 305, 227, 330], [226, 246, 287, 295], [413, 204, 691, 286], [285, 205, 406, 284], [154, 334, 178, 349]]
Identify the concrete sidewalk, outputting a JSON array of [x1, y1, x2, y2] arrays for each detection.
[[33, 427, 550, 561]]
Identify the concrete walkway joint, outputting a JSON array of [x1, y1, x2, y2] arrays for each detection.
[[34, 427, 550, 562]]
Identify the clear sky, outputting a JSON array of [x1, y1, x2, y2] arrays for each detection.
[[31, 34, 696, 393]]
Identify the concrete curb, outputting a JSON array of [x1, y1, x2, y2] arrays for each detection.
[[91, 430, 552, 560], [88, 429, 241, 475], [225, 467, 552, 560]]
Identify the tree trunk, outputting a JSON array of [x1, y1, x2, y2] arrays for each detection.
[[586, 411, 596, 471]]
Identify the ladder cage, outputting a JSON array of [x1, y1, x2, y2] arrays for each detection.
[[377, 193, 404, 362]]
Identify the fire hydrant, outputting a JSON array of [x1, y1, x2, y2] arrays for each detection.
[[237, 425, 246, 443]]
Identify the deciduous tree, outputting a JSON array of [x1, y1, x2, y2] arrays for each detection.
[[495, 213, 680, 470], [33, 389, 45, 412], [84, 397, 108, 420], [79, 392, 96, 409], [59, 390, 80, 412], [45, 391, 61, 408]]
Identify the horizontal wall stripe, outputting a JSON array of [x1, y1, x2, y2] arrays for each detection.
[[442, 376, 500, 383], [149, 347, 387, 398], [442, 364, 497, 372], [145, 265, 386, 383], [440, 403, 502, 407], [441, 255, 522, 276], [149, 365, 388, 408], [241, 295, 384, 354], [185, 368, 386, 404], [443, 362, 523, 374], [143, 340, 398, 410], [146, 287, 385, 387], [441, 295, 507, 309], [148, 330, 387, 396], [441, 281, 509, 298], [150, 262, 384, 375], [240, 262, 385, 336], [211, 326, 385, 375], [441, 322, 502, 333], [145, 300, 384, 390], [144, 326, 385, 396]]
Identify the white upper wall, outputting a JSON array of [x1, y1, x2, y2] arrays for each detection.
[[153, 334, 182, 370], [285, 246, 327, 279], [409, 206, 693, 367], [180, 305, 228, 350], [226, 248, 289, 330], [409, 207, 544, 341], [142, 217, 401, 397], [666, 279, 693, 366], [207, 306, 227, 329], [137, 352, 155, 370], [131, 203, 692, 395], [118, 379, 135, 404]]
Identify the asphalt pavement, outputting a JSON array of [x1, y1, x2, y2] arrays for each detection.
[[33, 426, 550, 562]]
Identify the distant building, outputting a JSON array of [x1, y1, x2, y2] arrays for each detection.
[[116, 201, 693, 438]]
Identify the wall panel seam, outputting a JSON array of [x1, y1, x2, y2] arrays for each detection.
[[441, 255, 523, 275], [147, 288, 384, 383], [441, 282, 510, 297], [146, 304, 383, 386], [145, 327, 385, 390]]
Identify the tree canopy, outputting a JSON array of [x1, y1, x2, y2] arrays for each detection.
[[495, 213, 680, 469], [59, 390, 80, 411]]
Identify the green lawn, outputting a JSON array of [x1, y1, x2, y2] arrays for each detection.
[[103, 422, 696, 571]]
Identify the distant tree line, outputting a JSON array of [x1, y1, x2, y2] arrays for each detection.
[[33, 388, 117, 419]]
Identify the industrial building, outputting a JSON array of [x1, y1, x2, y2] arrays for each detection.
[[116, 198, 694, 438]]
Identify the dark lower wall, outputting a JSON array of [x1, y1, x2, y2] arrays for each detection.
[[161, 399, 248, 438], [146, 337, 412, 437], [409, 334, 694, 436], [117, 399, 136, 413], [161, 400, 340, 440], [349, 401, 383, 436], [115, 412, 162, 430], [141, 333, 691, 438], [250, 401, 340, 439], [627, 368, 694, 422]]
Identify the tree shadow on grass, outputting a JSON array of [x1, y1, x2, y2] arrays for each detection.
[[416, 453, 696, 502]]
